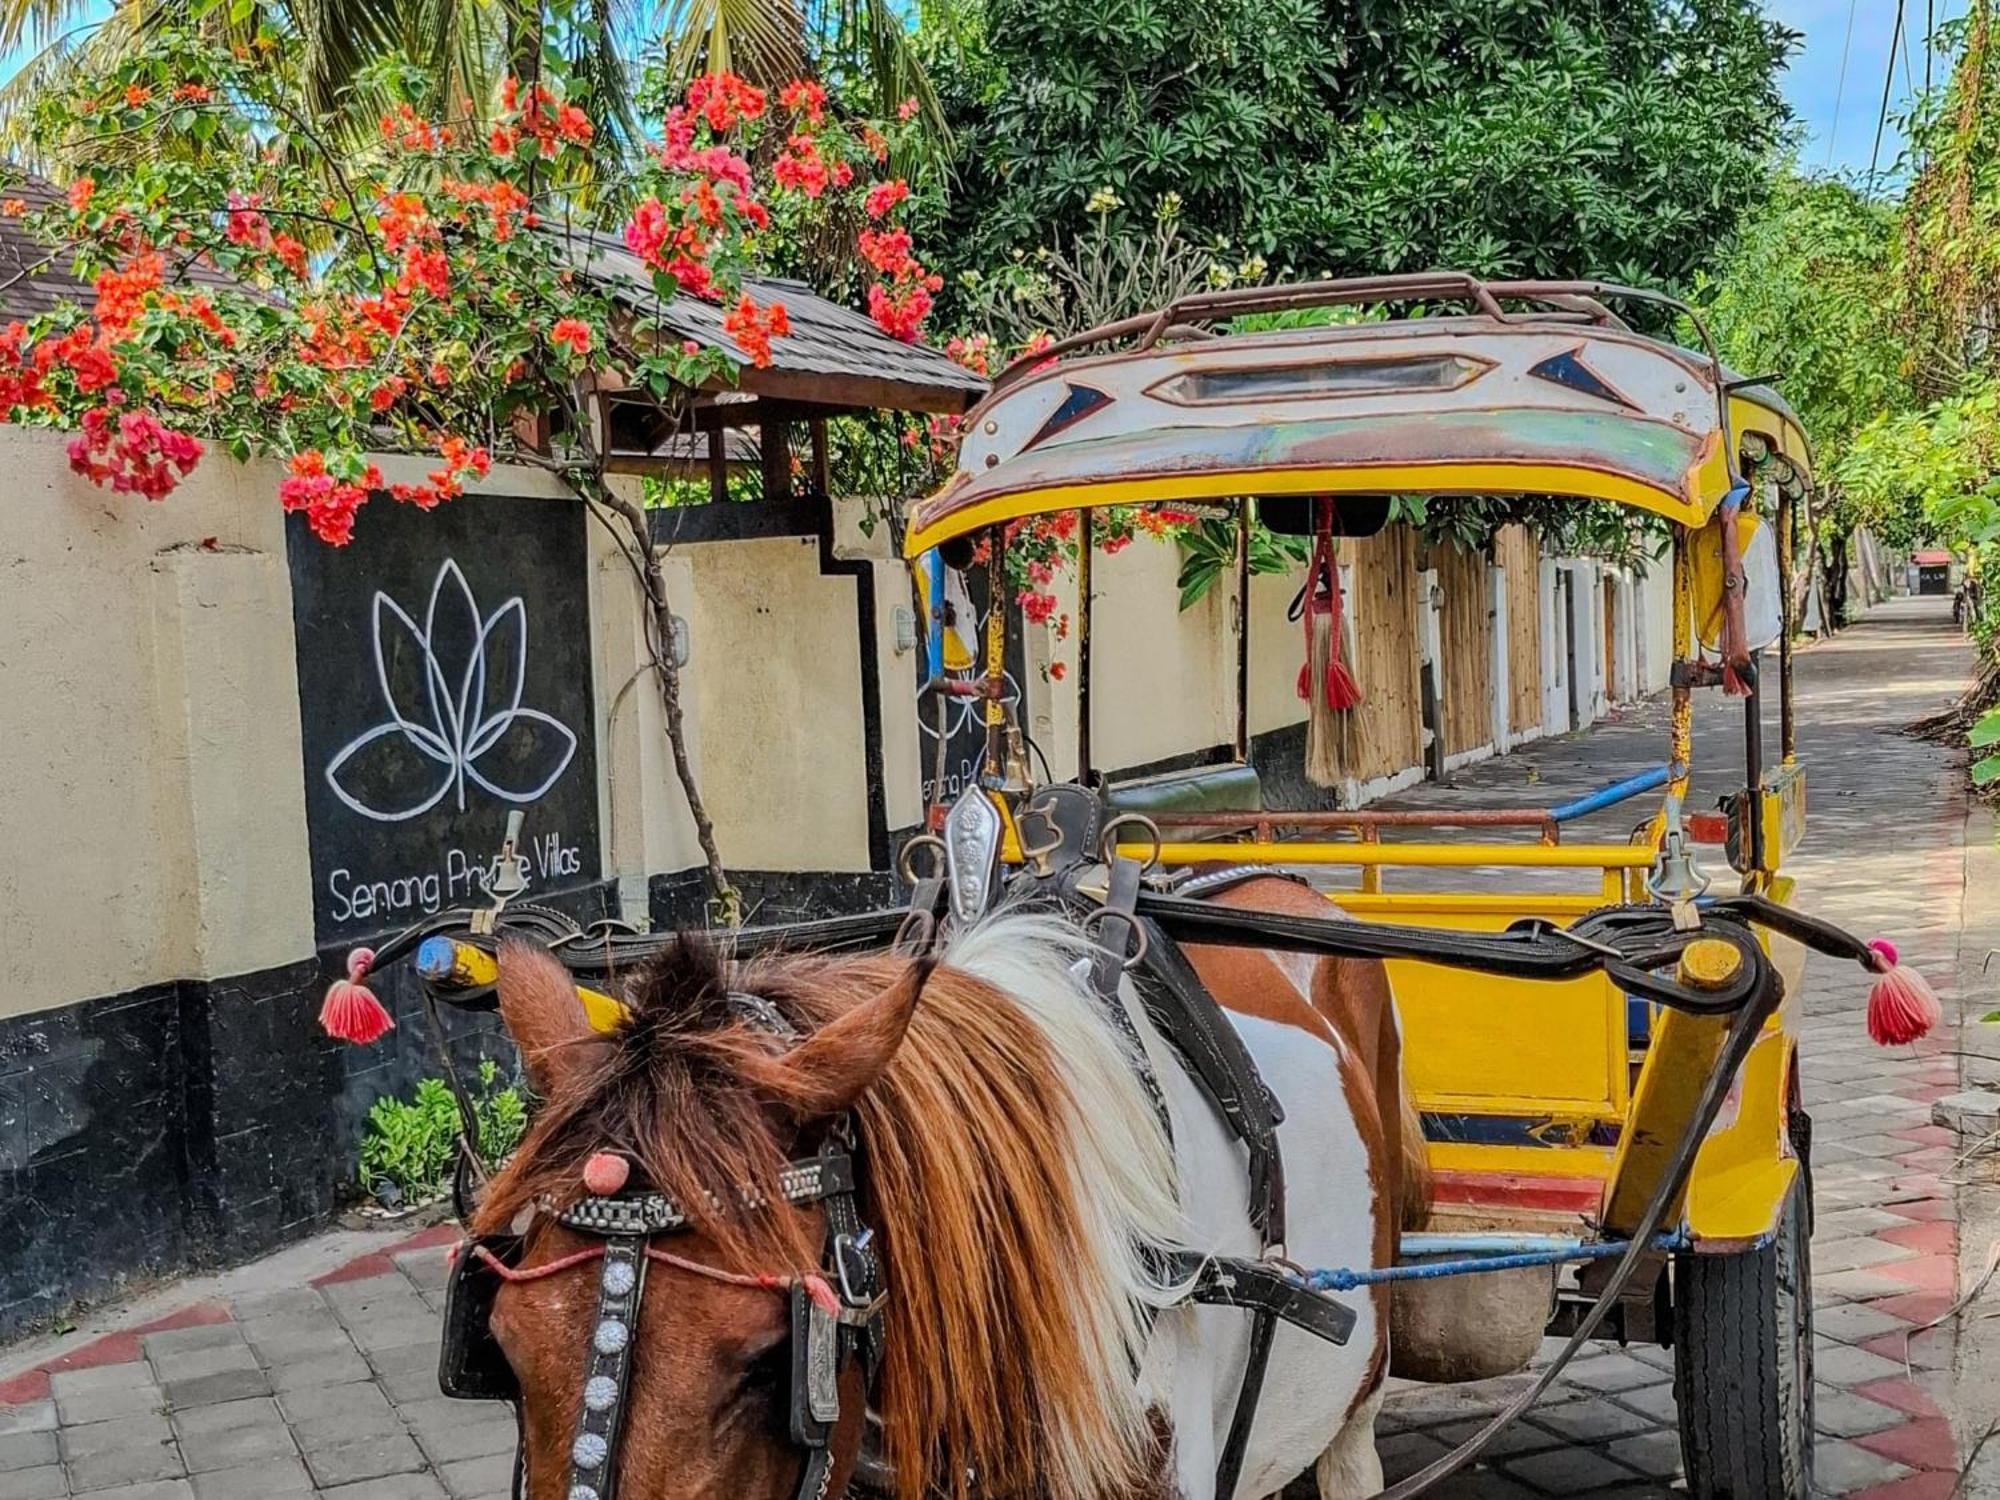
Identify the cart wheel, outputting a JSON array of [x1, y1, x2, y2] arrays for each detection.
[[1672, 1167, 1813, 1499]]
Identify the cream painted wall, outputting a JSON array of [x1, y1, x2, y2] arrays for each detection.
[[676, 534, 873, 871], [0, 428, 315, 1018]]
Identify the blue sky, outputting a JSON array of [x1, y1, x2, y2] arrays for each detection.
[[0, 3, 1961, 180], [1772, 0, 1966, 178]]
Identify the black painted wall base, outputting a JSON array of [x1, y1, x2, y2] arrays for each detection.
[[0, 957, 336, 1341]]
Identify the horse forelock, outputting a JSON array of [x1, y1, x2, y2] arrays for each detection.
[[474, 914, 1182, 1500]]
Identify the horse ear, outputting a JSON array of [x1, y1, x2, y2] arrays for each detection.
[[739, 959, 933, 1119], [495, 937, 611, 1098]]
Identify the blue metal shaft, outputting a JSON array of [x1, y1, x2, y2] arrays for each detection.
[[1548, 765, 1671, 824], [924, 550, 945, 679], [1307, 1232, 1686, 1292]]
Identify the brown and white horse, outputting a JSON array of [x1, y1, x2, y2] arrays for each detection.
[[476, 880, 1425, 1500]]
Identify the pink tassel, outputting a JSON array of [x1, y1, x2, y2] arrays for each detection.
[[799, 1273, 841, 1317], [1864, 938, 1941, 1047], [319, 947, 394, 1045]]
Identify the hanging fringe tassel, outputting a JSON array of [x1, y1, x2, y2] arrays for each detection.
[[1863, 938, 1941, 1047], [320, 946, 395, 1045], [1299, 500, 1362, 788]]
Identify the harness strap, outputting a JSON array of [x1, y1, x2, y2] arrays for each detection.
[[564, 1235, 647, 1500], [1132, 917, 1287, 1249]]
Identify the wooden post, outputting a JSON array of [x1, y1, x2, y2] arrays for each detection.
[[759, 415, 790, 503], [809, 417, 832, 499], [1077, 510, 1092, 783], [707, 426, 727, 504]]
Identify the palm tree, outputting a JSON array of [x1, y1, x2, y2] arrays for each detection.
[[0, 0, 938, 168]]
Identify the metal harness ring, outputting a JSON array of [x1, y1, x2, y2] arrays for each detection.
[[1099, 814, 1163, 873], [897, 834, 948, 885], [1079, 904, 1151, 970]]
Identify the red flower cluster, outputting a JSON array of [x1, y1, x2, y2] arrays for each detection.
[[773, 133, 842, 197], [550, 318, 591, 356], [490, 77, 593, 159], [863, 178, 908, 220], [279, 450, 383, 546], [379, 103, 447, 153], [67, 405, 202, 501], [721, 294, 789, 367], [441, 177, 534, 242], [859, 225, 940, 342], [779, 79, 826, 124], [686, 74, 766, 132], [93, 251, 163, 336], [387, 434, 492, 512]]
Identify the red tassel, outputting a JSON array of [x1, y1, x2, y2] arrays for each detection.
[[1297, 504, 1363, 712], [1722, 658, 1750, 698], [320, 947, 394, 1045], [1864, 938, 1941, 1047]]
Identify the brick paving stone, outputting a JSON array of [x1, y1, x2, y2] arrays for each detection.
[[0, 1467, 65, 1500], [1814, 1388, 1911, 1438], [1849, 1474, 1962, 1500], [1517, 1399, 1657, 1446], [318, 1474, 447, 1500], [187, 1456, 314, 1500], [1600, 1430, 1682, 1480], [1429, 1416, 1568, 1460], [240, 1316, 354, 1362], [1496, 1445, 1639, 1494], [51, 1368, 163, 1427], [438, 1453, 514, 1500], [303, 1434, 427, 1490], [1606, 1384, 1678, 1426], [1815, 1438, 1915, 1495], [60, 1414, 173, 1460], [64, 1438, 186, 1492], [1820, 1207, 1916, 1237], [71, 1484, 193, 1500], [1855, 1416, 1959, 1472], [172, 1416, 294, 1476], [1549, 1352, 1663, 1394], [139, 1328, 242, 1362], [161, 1372, 270, 1410], [1818, 1267, 1922, 1304], [1817, 1301, 1914, 1346], [0, 1434, 55, 1474], [1877, 1221, 1956, 1254], [225, 1289, 325, 1321], [1380, 1429, 1454, 1482], [1814, 1237, 1918, 1274], [267, 1351, 375, 1392], [0, 1407, 55, 1439]]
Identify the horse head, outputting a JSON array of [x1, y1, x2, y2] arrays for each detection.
[[473, 936, 923, 1500]]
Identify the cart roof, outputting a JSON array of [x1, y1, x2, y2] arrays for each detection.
[[903, 276, 1810, 556]]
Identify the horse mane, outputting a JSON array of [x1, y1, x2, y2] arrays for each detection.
[[474, 913, 1184, 1500]]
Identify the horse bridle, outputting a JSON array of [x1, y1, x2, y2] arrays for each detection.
[[440, 993, 887, 1500]]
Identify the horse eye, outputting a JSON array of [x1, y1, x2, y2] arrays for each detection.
[[732, 1337, 788, 1401]]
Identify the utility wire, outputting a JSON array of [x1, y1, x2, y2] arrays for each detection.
[[1869, 0, 1908, 186], [1826, 0, 1862, 169]]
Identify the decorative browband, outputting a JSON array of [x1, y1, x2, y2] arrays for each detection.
[[553, 1155, 856, 1237]]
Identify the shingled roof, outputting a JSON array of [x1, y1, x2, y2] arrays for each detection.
[[0, 169, 243, 325], [573, 230, 987, 416]]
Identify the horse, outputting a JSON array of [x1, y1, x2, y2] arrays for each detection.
[[472, 879, 1427, 1500]]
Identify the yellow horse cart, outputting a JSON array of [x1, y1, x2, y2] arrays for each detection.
[[902, 272, 1831, 1497]]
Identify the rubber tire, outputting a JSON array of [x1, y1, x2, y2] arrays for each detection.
[[1671, 1168, 1814, 1499]]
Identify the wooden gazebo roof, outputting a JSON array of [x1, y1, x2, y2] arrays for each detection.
[[573, 232, 985, 476]]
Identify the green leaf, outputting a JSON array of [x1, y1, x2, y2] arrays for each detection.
[[1969, 711, 2000, 749], [1981, 1010, 2000, 1024], [1972, 753, 2000, 786]]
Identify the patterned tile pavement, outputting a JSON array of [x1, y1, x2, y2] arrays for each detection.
[[0, 597, 1986, 1500], [1363, 596, 1987, 1499]]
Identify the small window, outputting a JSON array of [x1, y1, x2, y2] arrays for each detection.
[[1149, 354, 1485, 405]]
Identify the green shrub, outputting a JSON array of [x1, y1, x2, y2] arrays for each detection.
[[358, 1059, 526, 1205]]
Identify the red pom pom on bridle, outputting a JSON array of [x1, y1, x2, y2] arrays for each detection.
[[319, 947, 395, 1045], [582, 1152, 630, 1196], [1864, 937, 1941, 1047]]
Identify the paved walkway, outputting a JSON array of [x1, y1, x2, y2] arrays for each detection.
[[0, 597, 1986, 1500], [1367, 596, 1987, 1500]]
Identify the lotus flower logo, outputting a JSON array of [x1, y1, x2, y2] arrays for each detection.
[[326, 559, 579, 823]]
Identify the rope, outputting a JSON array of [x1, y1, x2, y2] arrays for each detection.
[[467, 1240, 840, 1315]]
